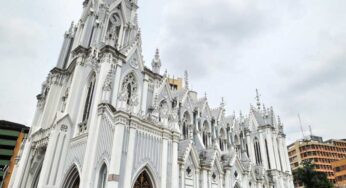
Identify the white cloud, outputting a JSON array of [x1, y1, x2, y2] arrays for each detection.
[[0, 0, 345, 144]]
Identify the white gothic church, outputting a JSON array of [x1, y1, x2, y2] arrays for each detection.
[[9, 0, 294, 188]]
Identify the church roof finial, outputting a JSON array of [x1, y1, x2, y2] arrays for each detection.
[[184, 70, 189, 89], [151, 48, 161, 74], [255, 88, 261, 110], [220, 97, 225, 108]]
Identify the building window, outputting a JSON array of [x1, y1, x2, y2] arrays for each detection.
[[265, 139, 271, 169], [182, 112, 190, 139], [82, 74, 96, 123], [254, 138, 262, 165], [98, 163, 107, 188]]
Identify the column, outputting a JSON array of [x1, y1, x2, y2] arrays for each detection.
[[224, 168, 231, 188], [208, 171, 212, 188], [107, 121, 125, 188], [179, 164, 185, 188], [201, 169, 208, 188], [122, 120, 137, 188], [161, 134, 168, 188], [195, 169, 200, 188], [171, 132, 179, 188]]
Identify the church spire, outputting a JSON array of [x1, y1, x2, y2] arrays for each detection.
[[151, 48, 161, 74], [255, 88, 261, 110]]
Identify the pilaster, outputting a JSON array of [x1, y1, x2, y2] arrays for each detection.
[[160, 130, 169, 188], [171, 131, 179, 188], [122, 117, 137, 188], [107, 114, 126, 188], [179, 164, 185, 188], [80, 53, 114, 188]]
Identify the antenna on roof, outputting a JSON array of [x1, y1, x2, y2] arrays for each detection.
[[309, 125, 313, 137], [298, 114, 305, 139]]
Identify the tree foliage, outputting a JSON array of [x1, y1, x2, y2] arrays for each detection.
[[293, 160, 334, 188]]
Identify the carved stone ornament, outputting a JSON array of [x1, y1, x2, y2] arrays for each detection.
[[103, 69, 114, 91], [118, 73, 138, 107], [129, 56, 139, 69]]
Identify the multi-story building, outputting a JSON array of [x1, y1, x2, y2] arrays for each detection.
[[8, 1, 294, 188], [332, 156, 346, 187], [288, 136, 346, 185], [0, 120, 29, 188]]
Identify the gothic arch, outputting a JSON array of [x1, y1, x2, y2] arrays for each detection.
[[62, 164, 81, 188], [219, 128, 227, 151], [158, 99, 169, 123], [181, 111, 192, 139], [119, 71, 139, 107], [132, 166, 157, 188], [97, 163, 108, 188], [202, 120, 210, 148], [104, 10, 124, 47]]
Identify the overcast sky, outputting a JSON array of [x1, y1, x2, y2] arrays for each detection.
[[0, 0, 345, 144]]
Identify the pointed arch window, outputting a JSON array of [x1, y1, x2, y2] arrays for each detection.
[[62, 165, 80, 188], [219, 129, 226, 151], [82, 74, 96, 123], [265, 139, 271, 169], [98, 163, 108, 188], [134, 170, 153, 188], [182, 112, 190, 140], [106, 13, 122, 47], [254, 138, 262, 165], [202, 121, 209, 148]]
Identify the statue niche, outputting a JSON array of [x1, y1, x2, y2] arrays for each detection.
[[106, 13, 121, 47]]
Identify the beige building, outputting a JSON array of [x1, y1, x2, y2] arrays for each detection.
[[288, 136, 346, 185], [332, 158, 346, 188]]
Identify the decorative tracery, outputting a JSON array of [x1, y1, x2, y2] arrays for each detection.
[[106, 13, 121, 47], [119, 73, 138, 106], [134, 171, 153, 188]]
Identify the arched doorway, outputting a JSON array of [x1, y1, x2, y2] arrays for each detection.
[[133, 170, 153, 188], [62, 165, 80, 188]]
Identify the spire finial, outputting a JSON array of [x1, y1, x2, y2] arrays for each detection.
[[151, 48, 161, 74], [221, 97, 225, 108], [184, 70, 189, 89], [204, 92, 207, 99], [277, 116, 281, 125], [155, 48, 160, 59], [255, 88, 261, 110]]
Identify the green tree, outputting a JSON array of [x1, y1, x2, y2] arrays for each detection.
[[293, 160, 334, 188]]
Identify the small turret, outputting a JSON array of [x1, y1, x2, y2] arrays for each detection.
[[151, 49, 161, 74]]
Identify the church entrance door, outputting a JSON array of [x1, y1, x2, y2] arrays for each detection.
[[133, 171, 153, 188]]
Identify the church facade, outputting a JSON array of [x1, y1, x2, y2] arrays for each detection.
[[9, 0, 294, 188]]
